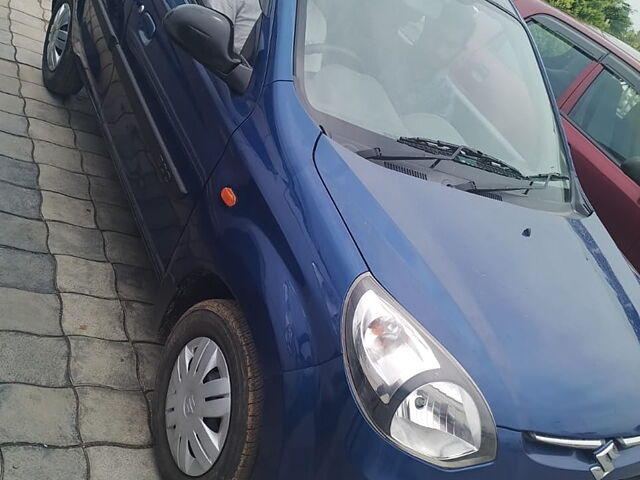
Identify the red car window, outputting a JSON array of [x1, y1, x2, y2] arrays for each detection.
[[528, 19, 593, 99], [569, 68, 640, 171]]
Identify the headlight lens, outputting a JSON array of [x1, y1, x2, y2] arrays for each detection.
[[343, 274, 496, 468]]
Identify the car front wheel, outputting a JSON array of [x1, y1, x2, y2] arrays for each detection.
[[153, 300, 263, 479], [42, 1, 82, 96]]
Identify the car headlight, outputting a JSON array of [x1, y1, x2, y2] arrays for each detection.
[[342, 274, 497, 468]]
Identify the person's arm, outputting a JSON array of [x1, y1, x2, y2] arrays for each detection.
[[207, 0, 239, 25]]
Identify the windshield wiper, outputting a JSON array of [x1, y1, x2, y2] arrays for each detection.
[[364, 136, 526, 180], [462, 172, 571, 194], [358, 137, 571, 193]]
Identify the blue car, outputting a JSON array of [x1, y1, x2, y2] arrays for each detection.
[[43, 0, 640, 478]]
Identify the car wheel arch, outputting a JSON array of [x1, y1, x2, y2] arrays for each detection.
[[157, 269, 286, 376]]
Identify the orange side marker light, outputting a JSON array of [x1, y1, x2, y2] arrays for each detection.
[[220, 187, 237, 207]]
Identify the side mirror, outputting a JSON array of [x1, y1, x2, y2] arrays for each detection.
[[163, 4, 252, 93], [622, 157, 640, 186]]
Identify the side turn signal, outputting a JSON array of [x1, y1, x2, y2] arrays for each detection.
[[220, 187, 237, 207]]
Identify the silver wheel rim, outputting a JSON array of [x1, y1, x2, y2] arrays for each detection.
[[46, 3, 71, 71], [165, 337, 232, 477]]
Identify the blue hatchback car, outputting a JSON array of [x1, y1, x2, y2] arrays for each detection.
[[43, 0, 640, 478]]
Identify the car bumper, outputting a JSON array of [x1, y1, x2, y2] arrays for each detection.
[[251, 356, 640, 480]]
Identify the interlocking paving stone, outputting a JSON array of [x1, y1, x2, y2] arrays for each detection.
[[0, 180, 40, 218], [0, 41, 14, 61], [48, 221, 105, 260], [17, 63, 42, 85], [39, 164, 90, 199], [0, 109, 28, 136], [0, 332, 68, 386], [0, 28, 9, 45], [0, 246, 55, 293], [0, 91, 25, 115], [114, 264, 157, 303], [145, 390, 154, 426], [77, 387, 151, 445], [64, 92, 93, 115], [33, 139, 83, 172], [135, 343, 161, 392], [29, 117, 75, 147], [10, 1, 44, 20], [0, 211, 47, 252], [0, 72, 18, 95], [0, 130, 31, 161], [10, 9, 43, 29], [25, 97, 69, 126], [70, 109, 100, 135], [82, 152, 115, 179], [0, 154, 37, 187], [89, 175, 127, 207], [0, 384, 78, 445], [0, 58, 18, 77], [94, 201, 138, 235], [12, 32, 42, 54], [104, 231, 149, 268], [10, 22, 44, 43], [87, 447, 161, 480], [0, 286, 61, 334], [123, 301, 161, 343], [56, 255, 117, 298], [15, 45, 42, 68], [70, 336, 138, 389], [76, 130, 107, 155], [41, 191, 95, 227], [21, 81, 63, 107], [2, 446, 87, 480], [62, 293, 125, 340]]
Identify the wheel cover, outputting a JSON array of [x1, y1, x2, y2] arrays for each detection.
[[165, 337, 232, 476], [46, 3, 71, 71]]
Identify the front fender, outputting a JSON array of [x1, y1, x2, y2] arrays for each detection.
[[166, 81, 367, 375]]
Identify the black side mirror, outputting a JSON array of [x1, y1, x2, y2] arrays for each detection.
[[622, 157, 640, 186], [163, 4, 252, 93]]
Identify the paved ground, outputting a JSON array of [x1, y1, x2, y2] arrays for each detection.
[[0, 0, 164, 478]]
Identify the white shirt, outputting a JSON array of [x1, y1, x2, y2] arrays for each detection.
[[212, 0, 262, 53]]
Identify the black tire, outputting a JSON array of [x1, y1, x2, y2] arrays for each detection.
[[153, 300, 263, 480], [42, 0, 83, 96]]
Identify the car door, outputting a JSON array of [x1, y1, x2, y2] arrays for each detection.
[[79, 0, 266, 272], [560, 57, 640, 267]]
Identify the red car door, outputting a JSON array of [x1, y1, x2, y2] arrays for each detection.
[[560, 57, 640, 269]]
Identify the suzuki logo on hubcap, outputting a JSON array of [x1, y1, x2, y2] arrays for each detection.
[[183, 394, 196, 416]]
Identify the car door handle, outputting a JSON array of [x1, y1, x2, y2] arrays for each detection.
[[138, 11, 156, 44]]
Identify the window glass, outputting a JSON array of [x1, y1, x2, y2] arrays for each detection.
[[528, 20, 592, 99], [569, 69, 640, 166], [301, 0, 566, 177]]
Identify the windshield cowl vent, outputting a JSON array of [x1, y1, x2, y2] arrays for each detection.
[[383, 161, 429, 181], [474, 191, 503, 202]]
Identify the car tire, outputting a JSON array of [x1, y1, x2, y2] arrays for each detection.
[[153, 300, 263, 480], [42, 0, 83, 96]]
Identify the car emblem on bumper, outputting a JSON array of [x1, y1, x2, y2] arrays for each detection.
[[529, 433, 640, 480], [590, 441, 619, 480]]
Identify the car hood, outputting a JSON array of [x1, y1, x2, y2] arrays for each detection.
[[315, 136, 640, 438]]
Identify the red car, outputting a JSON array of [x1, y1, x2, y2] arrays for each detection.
[[515, 0, 640, 270]]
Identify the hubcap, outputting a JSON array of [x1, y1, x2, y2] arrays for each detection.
[[46, 3, 71, 71], [165, 337, 232, 477]]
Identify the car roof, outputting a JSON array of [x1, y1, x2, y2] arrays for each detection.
[[513, 0, 640, 71]]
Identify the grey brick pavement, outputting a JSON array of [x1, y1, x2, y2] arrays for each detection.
[[0, 0, 163, 477]]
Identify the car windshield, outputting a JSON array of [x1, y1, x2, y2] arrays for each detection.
[[299, 0, 568, 179]]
